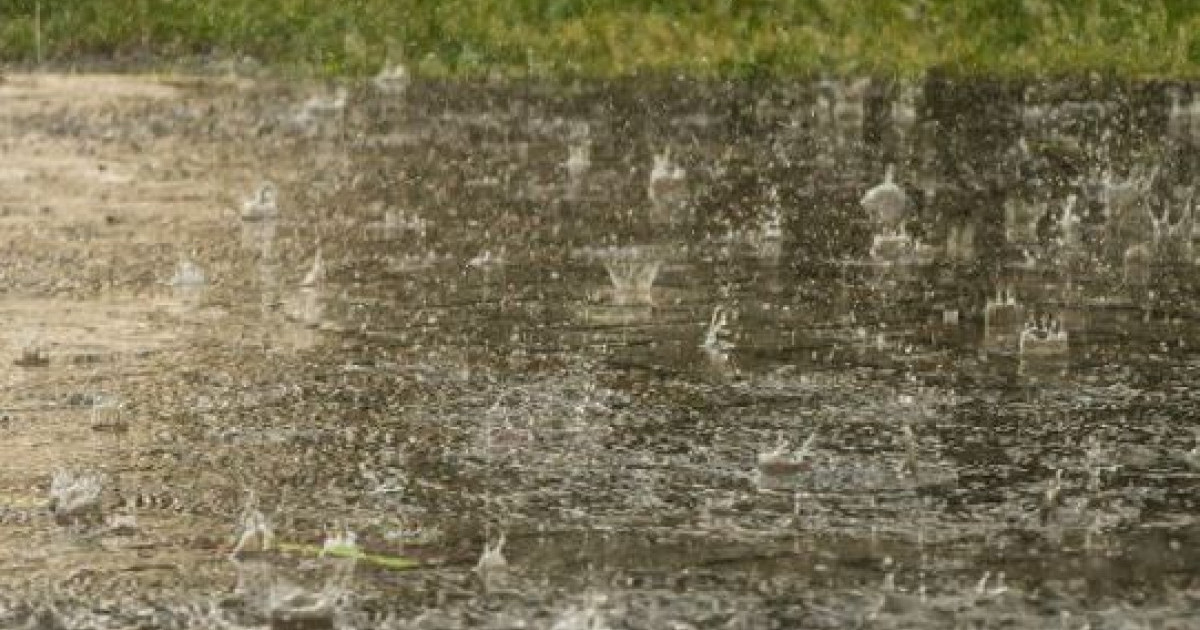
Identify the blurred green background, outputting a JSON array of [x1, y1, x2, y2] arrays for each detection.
[[1, 0, 1198, 77]]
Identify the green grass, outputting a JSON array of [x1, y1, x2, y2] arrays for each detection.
[[275, 541, 422, 571], [2, 0, 1200, 78]]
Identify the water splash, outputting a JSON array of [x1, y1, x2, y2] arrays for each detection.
[[48, 469, 105, 527], [241, 181, 279, 222], [229, 490, 274, 558], [474, 532, 508, 577], [647, 147, 687, 224], [589, 245, 663, 306], [372, 62, 410, 97], [168, 257, 206, 287], [756, 430, 818, 490], [565, 124, 591, 199], [861, 164, 910, 233], [1019, 313, 1069, 358], [290, 86, 349, 136], [300, 246, 325, 288]]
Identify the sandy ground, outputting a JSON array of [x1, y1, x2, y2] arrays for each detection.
[[0, 74, 294, 601], [0, 73, 418, 620]]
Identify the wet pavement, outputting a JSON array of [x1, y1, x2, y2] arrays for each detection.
[[0, 72, 1196, 627]]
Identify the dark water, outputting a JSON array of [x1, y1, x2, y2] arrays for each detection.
[[252, 74, 1199, 628], [13, 73, 1200, 627]]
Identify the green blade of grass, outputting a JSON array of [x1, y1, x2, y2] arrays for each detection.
[[275, 541, 423, 571]]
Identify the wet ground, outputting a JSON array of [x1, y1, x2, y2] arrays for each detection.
[[0, 71, 1197, 628]]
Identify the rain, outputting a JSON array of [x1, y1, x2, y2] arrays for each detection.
[[0, 28, 1197, 630]]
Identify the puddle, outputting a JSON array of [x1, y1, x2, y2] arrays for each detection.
[[0, 72, 1197, 627]]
